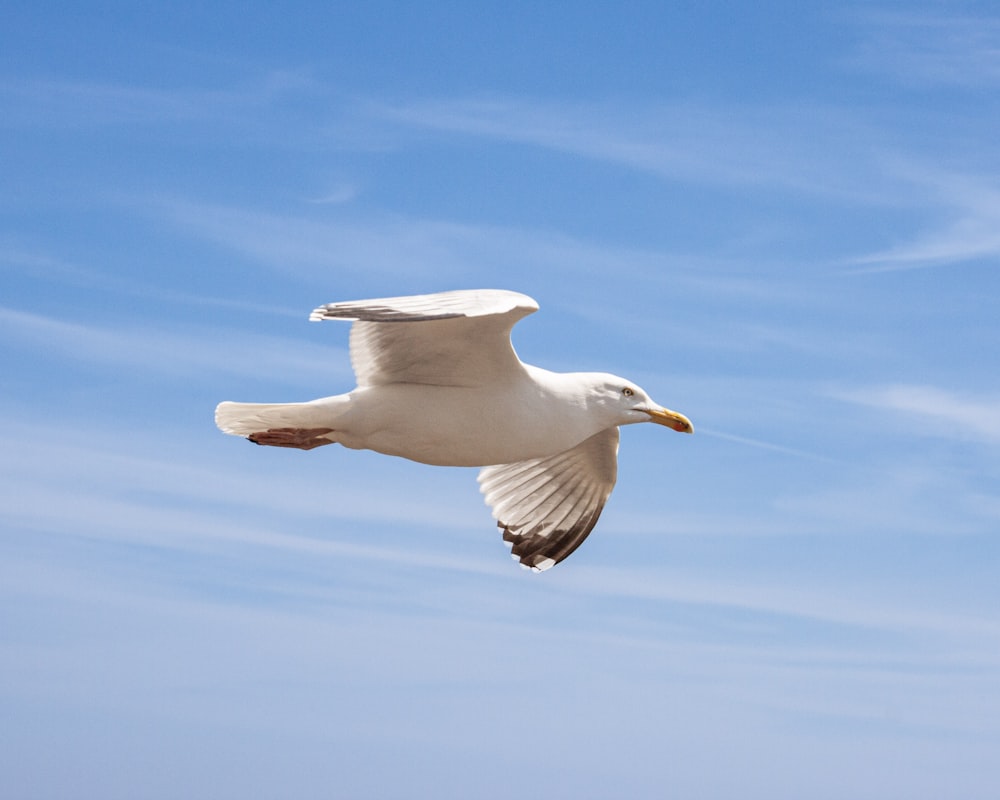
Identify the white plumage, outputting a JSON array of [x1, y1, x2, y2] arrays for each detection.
[[216, 289, 692, 571]]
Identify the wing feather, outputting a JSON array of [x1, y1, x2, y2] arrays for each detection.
[[309, 289, 538, 387], [477, 428, 620, 571]]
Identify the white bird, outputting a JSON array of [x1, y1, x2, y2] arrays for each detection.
[[215, 289, 692, 571]]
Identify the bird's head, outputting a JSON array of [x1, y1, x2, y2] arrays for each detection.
[[588, 374, 694, 434]]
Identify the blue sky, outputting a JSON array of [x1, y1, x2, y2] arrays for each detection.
[[3, 2, 1000, 797]]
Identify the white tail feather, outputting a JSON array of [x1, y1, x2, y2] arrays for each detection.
[[215, 400, 339, 437]]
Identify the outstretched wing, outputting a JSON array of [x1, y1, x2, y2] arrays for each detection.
[[309, 289, 538, 387], [477, 428, 620, 571]]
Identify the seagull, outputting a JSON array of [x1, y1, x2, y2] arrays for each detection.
[[215, 289, 693, 571]]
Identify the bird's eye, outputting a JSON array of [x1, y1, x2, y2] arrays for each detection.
[[622, 387, 634, 397]]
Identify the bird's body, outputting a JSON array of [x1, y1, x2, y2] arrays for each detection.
[[216, 289, 692, 570], [224, 366, 646, 466]]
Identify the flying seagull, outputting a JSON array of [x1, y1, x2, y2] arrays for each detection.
[[215, 289, 692, 571]]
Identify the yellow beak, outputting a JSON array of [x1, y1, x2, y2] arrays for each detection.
[[644, 407, 694, 434]]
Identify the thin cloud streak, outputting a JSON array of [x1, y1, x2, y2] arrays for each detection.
[[848, 11, 1000, 90], [374, 96, 891, 202], [846, 166, 1000, 271], [772, 464, 991, 538], [0, 243, 307, 317], [0, 244, 104, 284], [368, 92, 1000, 275], [558, 564, 1000, 643], [0, 71, 325, 129], [0, 304, 351, 383], [699, 427, 839, 463], [375, 96, 1000, 273], [2, 429, 485, 536], [835, 383, 1000, 443], [306, 183, 359, 205], [149, 195, 689, 284]]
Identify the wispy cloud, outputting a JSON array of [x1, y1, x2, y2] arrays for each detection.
[[846, 165, 1000, 272], [6, 417, 997, 652], [0, 77, 228, 128], [373, 96, 889, 202], [13, 71, 996, 276], [0, 417, 496, 573], [848, 11, 1000, 90], [0, 71, 324, 129], [557, 563, 1000, 643], [0, 243, 103, 284], [154, 197, 492, 279], [306, 183, 359, 205], [0, 242, 305, 317], [0, 305, 350, 384], [835, 383, 1000, 443], [771, 462, 992, 537], [369, 91, 1000, 274], [372, 94, 1000, 274], [699, 426, 839, 463], [148, 195, 697, 288]]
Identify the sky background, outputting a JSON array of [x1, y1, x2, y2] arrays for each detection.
[[3, 2, 1000, 798]]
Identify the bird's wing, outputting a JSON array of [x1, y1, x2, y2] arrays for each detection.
[[477, 427, 620, 571], [309, 289, 538, 387]]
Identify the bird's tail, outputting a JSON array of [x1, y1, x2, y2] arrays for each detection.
[[215, 400, 341, 438]]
